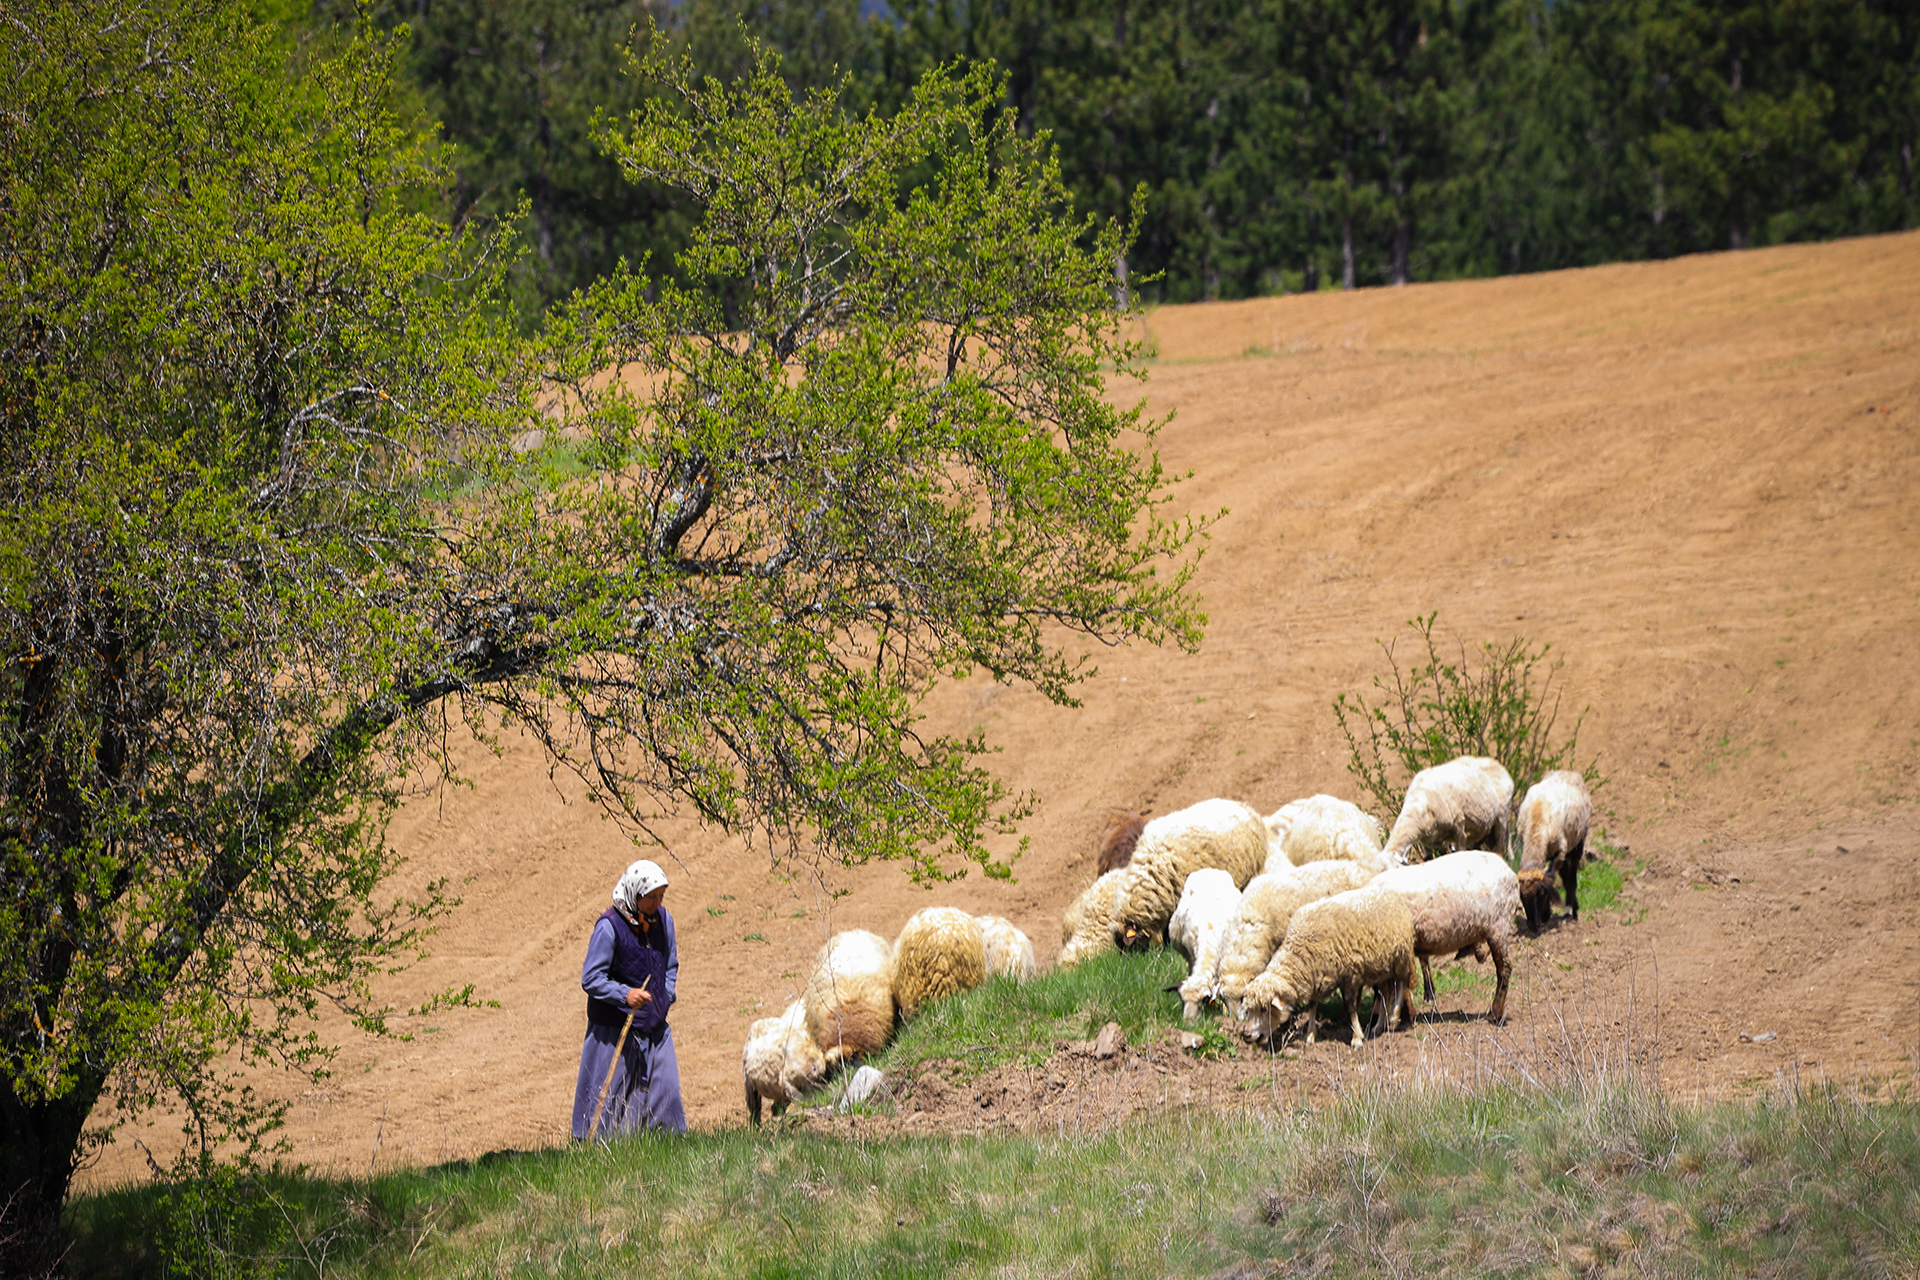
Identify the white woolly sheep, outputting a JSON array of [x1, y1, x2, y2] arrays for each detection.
[[1107, 798, 1270, 951], [1273, 794, 1388, 873], [1057, 868, 1131, 968], [976, 915, 1038, 980], [1240, 883, 1416, 1047], [1382, 756, 1515, 865], [743, 999, 826, 1125], [803, 929, 896, 1066], [1210, 860, 1379, 1010], [892, 907, 987, 1018], [1371, 849, 1522, 1024], [1517, 770, 1593, 934], [1262, 798, 1309, 865], [1168, 869, 1243, 1021]]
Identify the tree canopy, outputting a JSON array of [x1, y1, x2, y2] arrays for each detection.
[[0, 5, 1202, 1269]]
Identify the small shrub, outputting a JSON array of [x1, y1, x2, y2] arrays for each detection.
[[1333, 611, 1601, 824]]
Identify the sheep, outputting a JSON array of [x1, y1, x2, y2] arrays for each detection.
[[1108, 798, 1270, 951], [892, 907, 987, 1018], [1371, 849, 1522, 1024], [803, 929, 896, 1066], [1096, 810, 1150, 875], [976, 915, 1037, 980], [1168, 869, 1244, 1021], [743, 999, 826, 1125], [1271, 794, 1388, 873], [1516, 770, 1593, 934], [1240, 883, 1416, 1047], [1057, 868, 1130, 967], [1210, 860, 1380, 1009], [1262, 798, 1308, 864], [1382, 756, 1515, 865]]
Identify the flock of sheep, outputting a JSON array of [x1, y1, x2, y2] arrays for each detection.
[[742, 756, 1592, 1123]]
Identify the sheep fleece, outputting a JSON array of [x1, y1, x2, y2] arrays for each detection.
[[1279, 794, 1387, 870], [1384, 756, 1515, 861], [803, 929, 895, 1064], [1213, 861, 1378, 1003], [892, 907, 987, 1018], [976, 915, 1038, 980], [1057, 868, 1131, 967], [743, 999, 825, 1122], [1170, 869, 1243, 1014], [1112, 798, 1270, 944], [1243, 884, 1416, 1028]]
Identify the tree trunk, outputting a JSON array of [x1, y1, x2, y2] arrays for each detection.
[[1, 1076, 102, 1279], [1342, 216, 1356, 290]]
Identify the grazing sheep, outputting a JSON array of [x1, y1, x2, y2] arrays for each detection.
[[803, 930, 896, 1066], [1211, 861, 1380, 1009], [1262, 799, 1309, 864], [1382, 756, 1515, 865], [1240, 884, 1416, 1047], [976, 915, 1038, 980], [1057, 868, 1130, 968], [743, 999, 826, 1125], [1096, 810, 1150, 875], [1274, 794, 1388, 872], [1109, 798, 1270, 950], [892, 907, 987, 1018], [1371, 850, 1522, 1024], [1168, 869, 1244, 1021], [1517, 770, 1593, 933]]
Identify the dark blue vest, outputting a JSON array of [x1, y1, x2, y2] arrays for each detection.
[[586, 906, 672, 1034]]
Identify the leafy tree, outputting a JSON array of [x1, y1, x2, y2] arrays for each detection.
[[526, 37, 1207, 877], [0, 6, 1203, 1272]]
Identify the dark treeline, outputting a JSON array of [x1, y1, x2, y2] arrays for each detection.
[[323, 0, 1919, 314]]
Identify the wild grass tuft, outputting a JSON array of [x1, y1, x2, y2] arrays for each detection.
[[868, 946, 1191, 1081]]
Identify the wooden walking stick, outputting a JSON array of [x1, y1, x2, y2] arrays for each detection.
[[588, 975, 650, 1142]]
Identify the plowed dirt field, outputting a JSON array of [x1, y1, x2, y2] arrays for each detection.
[[89, 231, 1920, 1185]]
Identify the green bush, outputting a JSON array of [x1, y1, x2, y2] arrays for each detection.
[[1333, 612, 1601, 827]]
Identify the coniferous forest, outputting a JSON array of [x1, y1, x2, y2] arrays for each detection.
[[326, 0, 1919, 319]]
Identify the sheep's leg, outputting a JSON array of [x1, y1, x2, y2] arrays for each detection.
[[1564, 839, 1584, 920], [1305, 1003, 1320, 1045], [1485, 931, 1512, 1024], [747, 1083, 763, 1126], [1344, 978, 1366, 1048], [1420, 954, 1436, 1003]]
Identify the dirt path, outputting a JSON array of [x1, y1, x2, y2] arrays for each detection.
[[85, 232, 1920, 1187]]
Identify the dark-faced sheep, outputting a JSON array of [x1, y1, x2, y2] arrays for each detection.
[[1517, 770, 1592, 933], [1096, 810, 1150, 875]]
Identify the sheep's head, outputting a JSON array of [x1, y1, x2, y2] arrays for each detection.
[[1516, 867, 1552, 931]]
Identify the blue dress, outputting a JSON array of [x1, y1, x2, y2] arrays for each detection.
[[570, 908, 686, 1137]]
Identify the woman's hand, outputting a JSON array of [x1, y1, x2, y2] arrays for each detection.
[[624, 986, 653, 1009]]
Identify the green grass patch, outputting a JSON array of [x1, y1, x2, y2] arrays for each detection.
[[1580, 831, 1643, 915], [66, 1078, 1920, 1278], [870, 946, 1191, 1081]]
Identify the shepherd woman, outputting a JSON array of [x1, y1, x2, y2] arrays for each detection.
[[570, 858, 687, 1137]]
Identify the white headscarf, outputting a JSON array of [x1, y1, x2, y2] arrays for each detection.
[[613, 859, 669, 913]]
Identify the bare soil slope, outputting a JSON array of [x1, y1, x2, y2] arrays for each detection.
[[90, 232, 1920, 1185]]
